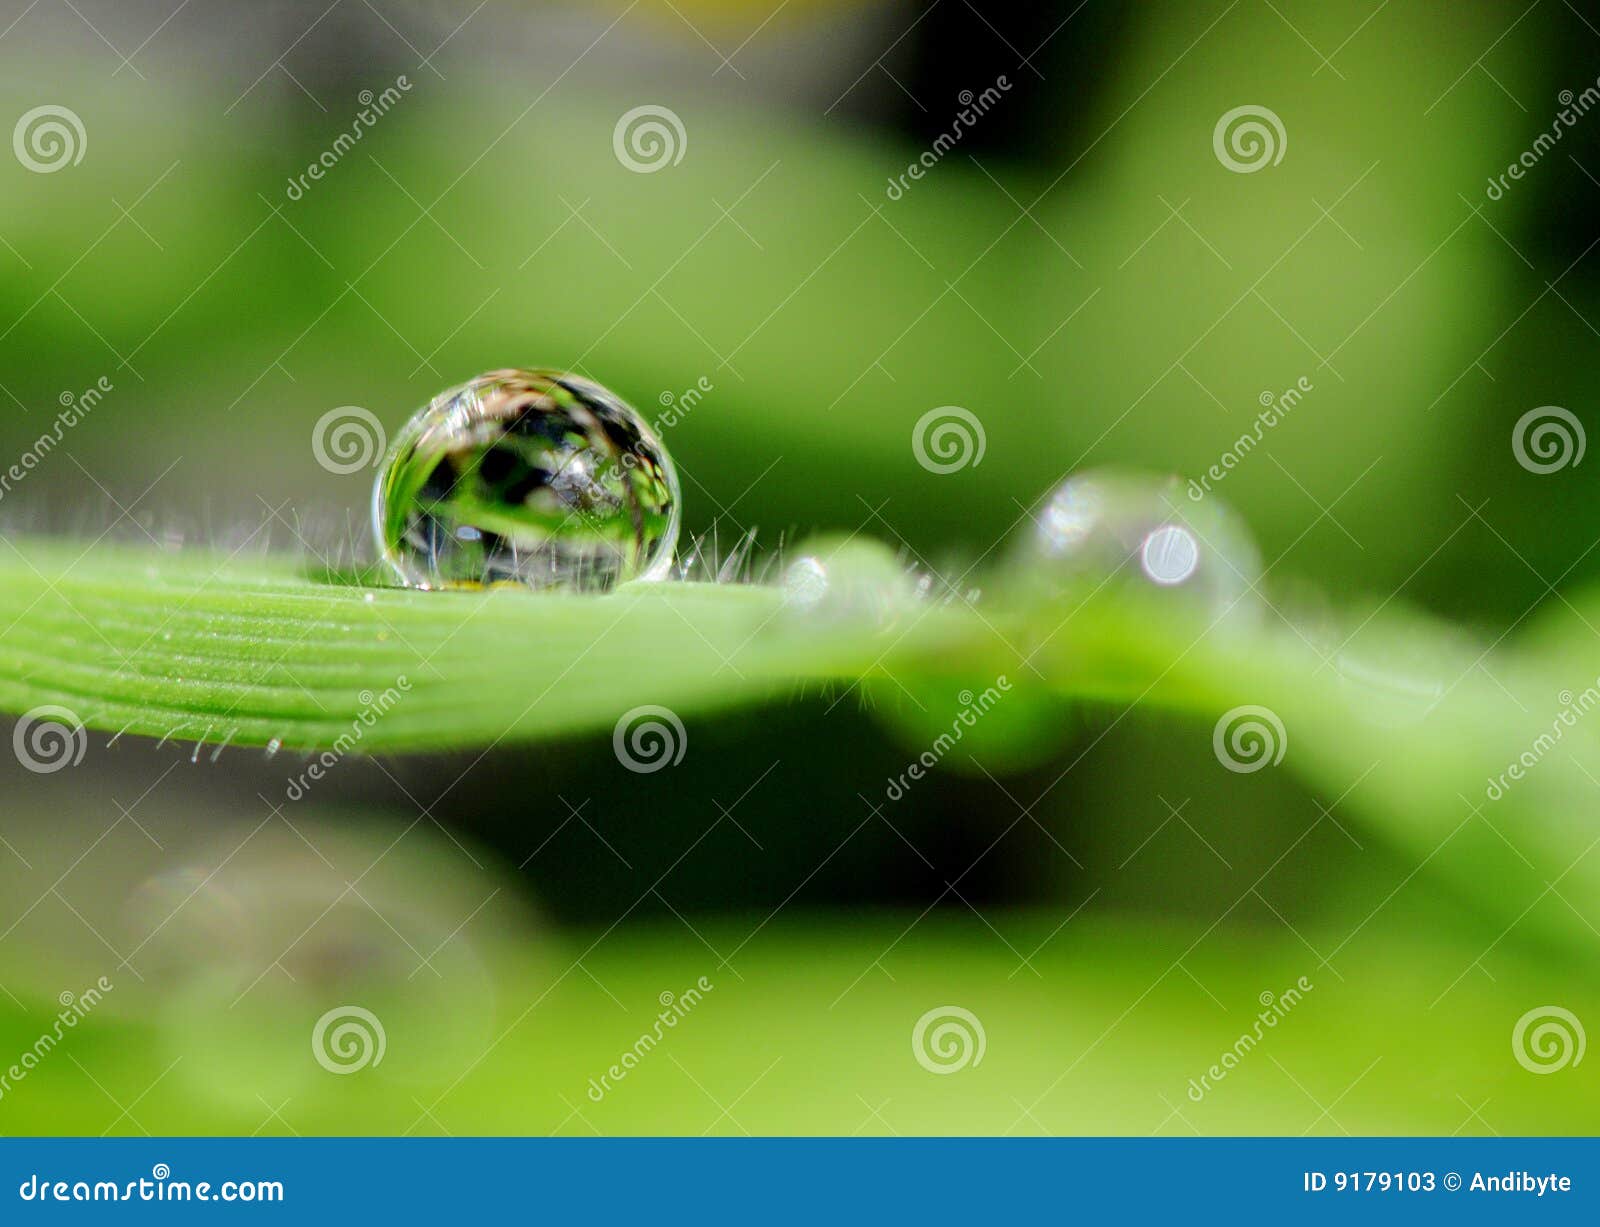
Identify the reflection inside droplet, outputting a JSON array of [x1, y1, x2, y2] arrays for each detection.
[[1140, 524, 1199, 586], [1039, 482, 1100, 555]]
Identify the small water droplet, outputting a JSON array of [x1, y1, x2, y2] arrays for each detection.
[[1020, 468, 1260, 618], [783, 555, 830, 608], [1302, 605, 1453, 729], [374, 369, 680, 592], [780, 537, 916, 623]]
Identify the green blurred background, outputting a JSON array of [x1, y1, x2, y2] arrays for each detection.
[[1, 0, 1597, 1134]]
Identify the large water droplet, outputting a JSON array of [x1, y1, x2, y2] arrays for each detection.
[[374, 369, 680, 591], [1019, 468, 1261, 618]]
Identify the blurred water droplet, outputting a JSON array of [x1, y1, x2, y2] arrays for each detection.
[[122, 820, 526, 1107], [780, 537, 916, 623], [1020, 469, 1260, 620], [1335, 647, 1444, 727], [783, 555, 829, 608], [375, 369, 680, 592], [1297, 605, 1456, 729]]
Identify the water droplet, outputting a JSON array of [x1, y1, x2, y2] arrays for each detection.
[[374, 369, 680, 591], [121, 821, 514, 1108], [1301, 605, 1454, 729], [780, 537, 916, 623], [1020, 468, 1260, 619], [783, 555, 830, 608]]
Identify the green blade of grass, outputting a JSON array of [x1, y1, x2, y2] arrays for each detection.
[[1, 535, 1596, 953], [0, 540, 955, 752]]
